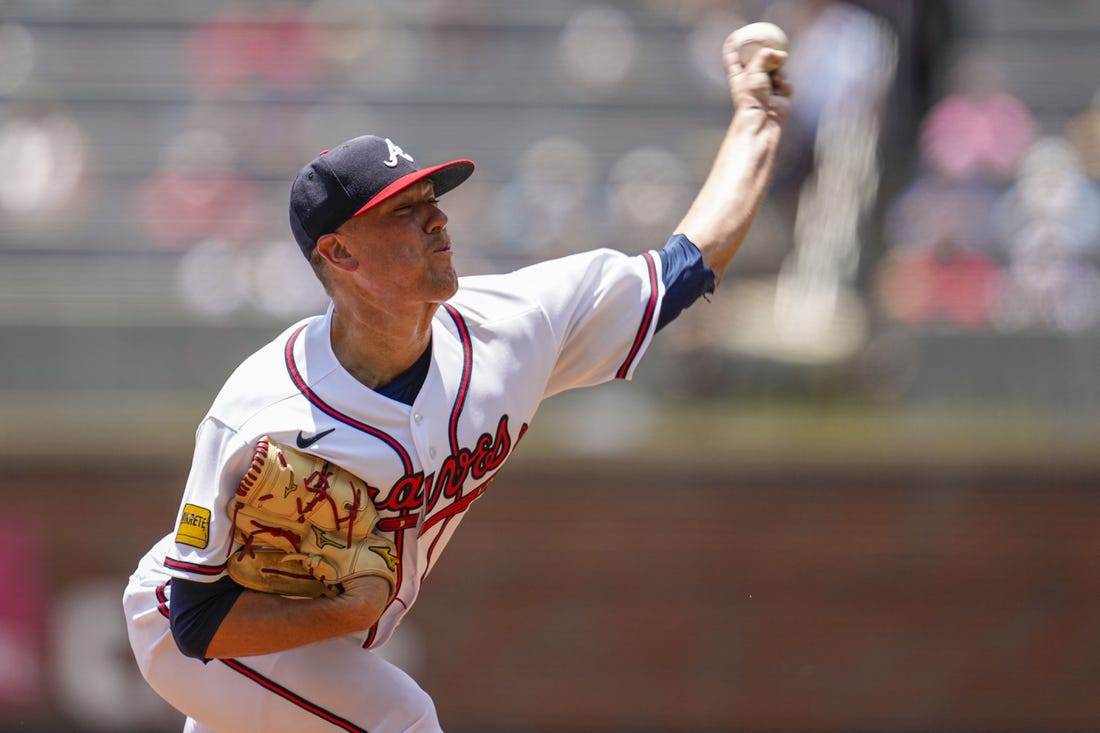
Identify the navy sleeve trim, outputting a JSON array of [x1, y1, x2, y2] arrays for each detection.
[[169, 576, 246, 661], [164, 557, 227, 576], [656, 234, 716, 331]]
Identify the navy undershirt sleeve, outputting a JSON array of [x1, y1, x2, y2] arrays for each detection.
[[169, 575, 247, 661], [656, 233, 716, 331]]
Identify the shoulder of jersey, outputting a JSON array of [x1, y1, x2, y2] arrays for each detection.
[[207, 315, 325, 420], [449, 272, 544, 325], [452, 249, 632, 325]]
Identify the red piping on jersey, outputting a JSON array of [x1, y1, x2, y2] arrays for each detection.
[[616, 251, 659, 379], [163, 557, 226, 576], [219, 658, 368, 732], [284, 323, 414, 474], [424, 517, 452, 572], [441, 303, 473, 456], [363, 519, 411, 647], [156, 580, 171, 619]]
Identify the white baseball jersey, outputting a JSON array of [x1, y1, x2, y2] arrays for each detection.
[[124, 246, 667, 733]]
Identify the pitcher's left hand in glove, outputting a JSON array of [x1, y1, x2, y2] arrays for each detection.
[[227, 436, 400, 599]]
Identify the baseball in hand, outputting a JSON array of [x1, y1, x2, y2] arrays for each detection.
[[732, 22, 789, 71]]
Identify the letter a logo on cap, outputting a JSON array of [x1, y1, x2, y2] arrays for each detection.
[[383, 138, 415, 168]]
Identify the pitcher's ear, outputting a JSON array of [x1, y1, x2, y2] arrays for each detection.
[[316, 232, 358, 272]]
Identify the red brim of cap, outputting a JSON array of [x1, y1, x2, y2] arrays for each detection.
[[352, 159, 475, 218]]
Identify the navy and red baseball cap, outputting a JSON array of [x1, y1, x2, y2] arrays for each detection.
[[289, 135, 475, 258]]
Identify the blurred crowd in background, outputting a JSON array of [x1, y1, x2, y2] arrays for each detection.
[[879, 54, 1100, 334], [0, 0, 1098, 394]]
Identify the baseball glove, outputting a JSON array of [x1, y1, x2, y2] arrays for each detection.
[[226, 436, 399, 599]]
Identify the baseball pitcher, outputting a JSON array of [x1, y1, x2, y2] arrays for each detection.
[[123, 26, 792, 733]]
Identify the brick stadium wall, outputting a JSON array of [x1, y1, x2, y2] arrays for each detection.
[[416, 459, 1100, 733], [6, 457, 1099, 733]]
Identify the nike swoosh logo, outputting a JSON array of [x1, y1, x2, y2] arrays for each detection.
[[296, 428, 335, 449]]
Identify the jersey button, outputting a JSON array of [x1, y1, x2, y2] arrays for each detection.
[[429, 447, 437, 459], [413, 412, 423, 424]]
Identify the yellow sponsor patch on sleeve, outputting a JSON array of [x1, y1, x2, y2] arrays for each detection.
[[175, 503, 212, 549]]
